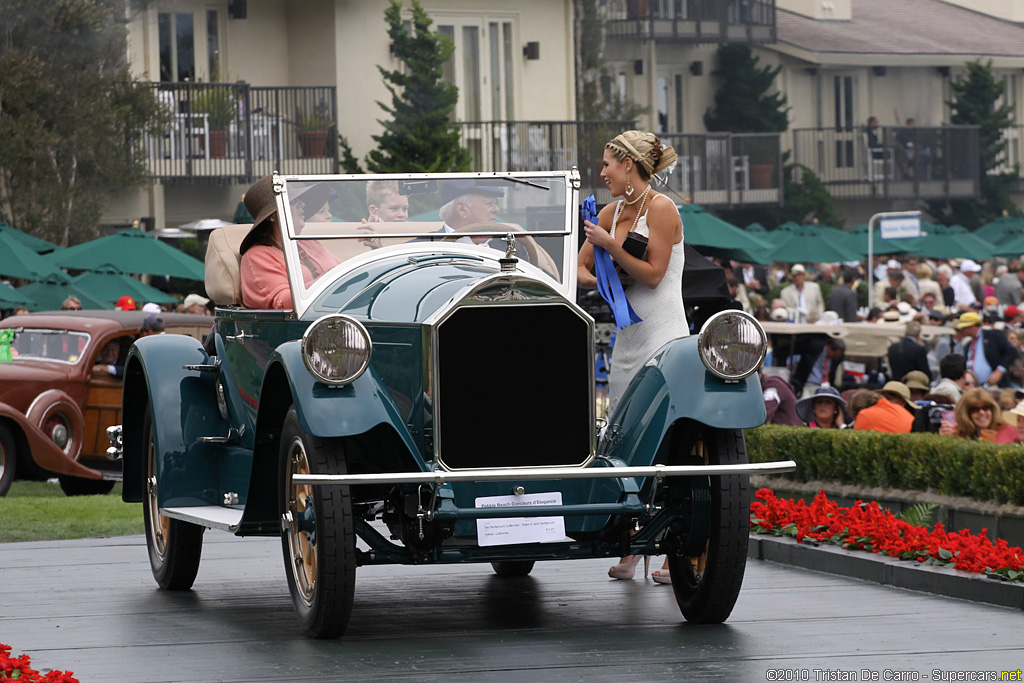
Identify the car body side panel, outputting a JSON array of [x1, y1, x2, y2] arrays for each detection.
[[121, 334, 229, 506], [601, 336, 766, 466], [0, 403, 100, 479]]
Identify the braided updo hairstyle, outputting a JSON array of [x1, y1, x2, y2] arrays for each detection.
[[605, 130, 678, 181]]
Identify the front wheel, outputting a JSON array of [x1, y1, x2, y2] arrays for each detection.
[[491, 561, 535, 577], [58, 475, 116, 496], [667, 427, 749, 624], [142, 405, 204, 590], [279, 407, 356, 639]]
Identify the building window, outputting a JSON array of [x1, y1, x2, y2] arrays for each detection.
[[833, 75, 855, 168], [438, 16, 517, 121], [158, 12, 195, 82], [206, 10, 220, 80]]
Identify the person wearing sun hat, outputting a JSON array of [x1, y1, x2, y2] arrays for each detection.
[[957, 310, 1017, 389], [795, 385, 850, 429], [238, 175, 339, 309], [853, 381, 917, 433]]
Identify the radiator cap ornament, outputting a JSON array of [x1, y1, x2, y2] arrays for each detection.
[[499, 233, 518, 273]]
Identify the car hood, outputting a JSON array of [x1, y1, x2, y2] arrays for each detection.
[[310, 252, 514, 324], [0, 360, 73, 404]]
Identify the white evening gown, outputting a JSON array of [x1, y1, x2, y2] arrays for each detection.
[[607, 194, 689, 414]]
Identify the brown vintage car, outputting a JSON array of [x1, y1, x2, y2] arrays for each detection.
[[0, 310, 212, 496]]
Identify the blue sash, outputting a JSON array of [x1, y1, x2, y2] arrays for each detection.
[[583, 194, 641, 329]]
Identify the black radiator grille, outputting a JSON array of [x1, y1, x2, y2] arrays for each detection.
[[436, 304, 591, 469]]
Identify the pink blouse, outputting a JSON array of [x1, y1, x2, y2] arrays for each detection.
[[240, 242, 340, 309]]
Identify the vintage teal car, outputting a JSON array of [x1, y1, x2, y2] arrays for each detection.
[[110, 171, 794, 639]]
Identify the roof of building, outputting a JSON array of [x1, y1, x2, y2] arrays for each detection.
[[777, 0, 1024, 60]]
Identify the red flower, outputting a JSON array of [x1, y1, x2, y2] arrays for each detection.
[[0, 644, 78, 683]]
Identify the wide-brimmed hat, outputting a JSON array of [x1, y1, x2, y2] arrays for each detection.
[[901, 370, 931, 392], [439, 178, 505, 206], [960, 259, 982, 273], [795, 385, 851, 424], [880, 381, 920, 410], [183, 293, 210, 309], [896, 301, 915, 323], [240, 178, 332, 255], [955, 311, 983, 329]]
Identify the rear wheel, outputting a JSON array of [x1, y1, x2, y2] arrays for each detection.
[[491, 561, 535, 577], [58, 475, 116, 496], [279, 407, 356, 639], [667, 427, 749, 624], [142, 405, 204, 590], [0, 424, 15, 497]]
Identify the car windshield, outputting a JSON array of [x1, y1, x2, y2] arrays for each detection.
[[274, 172, 577, 313], [7, 328, 91, 364]]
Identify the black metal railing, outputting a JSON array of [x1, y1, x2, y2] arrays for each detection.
[[457, 122, 782, 208], [790, 125, 980, 201], [144, 83, 338, 182], [606, 0, 776, 44]]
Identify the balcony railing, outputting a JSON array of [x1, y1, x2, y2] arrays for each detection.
[[143, 83, 338, 183], [790, 125, 980, 201], [458, 122, 782, 207], [606, 0, 776, 44]]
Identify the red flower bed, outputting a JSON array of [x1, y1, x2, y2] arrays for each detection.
[[750, 488, 1024, 581], [0, 644, 77, 682]]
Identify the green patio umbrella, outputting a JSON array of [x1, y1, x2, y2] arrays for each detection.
[[745, 222, 768, 234], [912, 223, 995, 261], [0, 284, 36, 309], [16, 274, 110, 311], [0, 231, 70, 282], [846, 223, 920, 256], [0, 222, 60, 254], [46, 229, 205, 281], [679, 204, 773, 264], [766, 224, 854, 263], [975, 215, 1024, 244], [990, 230, 1024, 258], [71, 264, 177, 306]]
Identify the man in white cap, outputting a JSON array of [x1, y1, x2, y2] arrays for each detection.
[[951, 260, 979, 309], [184, 293, 211, 316], [873, 259, 912, 305], [780, 264, 824, 323]]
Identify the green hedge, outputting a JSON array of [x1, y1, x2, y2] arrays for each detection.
[[746, 425, 1024, 506]]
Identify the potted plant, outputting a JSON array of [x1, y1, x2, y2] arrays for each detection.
[[192, 85, 236, 158], [296, 100, 333, 158]]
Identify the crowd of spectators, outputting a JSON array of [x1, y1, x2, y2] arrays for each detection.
[[745, 254, 1024, 443]]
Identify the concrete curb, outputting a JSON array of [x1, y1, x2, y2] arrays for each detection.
[[748, 533, 1024, 611]]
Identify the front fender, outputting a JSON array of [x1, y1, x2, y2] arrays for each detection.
[[0, 403, 100, 479], [268, 341, 420, 459], [122, 334, 225, 503], [603, 336, 766, 465]]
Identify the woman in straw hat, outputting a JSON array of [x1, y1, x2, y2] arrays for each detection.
[[238, 175, 340, 309], [576, 130, 682, 585], [795, 385, 849, 429], [939, 388, 1021, 443]]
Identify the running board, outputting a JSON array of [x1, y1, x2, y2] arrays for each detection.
[[292, 460, 797, 486], [160, 506, 244, 532]]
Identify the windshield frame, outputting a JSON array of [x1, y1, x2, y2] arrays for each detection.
[[6, 327, 92, 365], [273, 171, 581, 318]]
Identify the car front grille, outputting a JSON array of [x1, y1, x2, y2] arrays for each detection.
[[435, 304, 592, 470]]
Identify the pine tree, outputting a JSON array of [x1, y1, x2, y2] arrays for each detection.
[[364, 0, 469, 173], [704, 45, 788, 134], [929, 59, 1018, 228]]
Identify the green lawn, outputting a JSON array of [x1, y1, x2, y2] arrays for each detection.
[[0, 480, 143, 543]]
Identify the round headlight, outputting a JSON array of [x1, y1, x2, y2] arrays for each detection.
[[698, 310, 767, 380], [301, 314, 372, 385]]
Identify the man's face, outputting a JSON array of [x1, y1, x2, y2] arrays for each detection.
[[370, 194, 409, 222], [921, 295, 936, 311], [100, 342, 119, 364], [961, 324, 980, 340], [791, 272, 805, 287], [456, 194, 499, 226], [826, 346, 844, 361]]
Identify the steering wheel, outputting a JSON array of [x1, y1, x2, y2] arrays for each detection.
[[447, 223, 560, 279]]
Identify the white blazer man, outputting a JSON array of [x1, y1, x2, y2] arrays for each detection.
[[780, 264, 825, 323]]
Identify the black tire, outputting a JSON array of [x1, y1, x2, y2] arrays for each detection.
[[279, 407, 356, 639], [142, 405, 204, 590], [667, 427, 749, 624], [58, 475, 116, 496], [0, 424, 15, 497], [491, 561, 535, 577]]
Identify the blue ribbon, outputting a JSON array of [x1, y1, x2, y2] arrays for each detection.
[[583, 194, 641, 329]]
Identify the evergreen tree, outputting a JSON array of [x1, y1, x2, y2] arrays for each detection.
[[364, 0, 469, 173], [0, 0, 161, 246], [704, 45, 788, 133], [929, 59, 1018, 228]]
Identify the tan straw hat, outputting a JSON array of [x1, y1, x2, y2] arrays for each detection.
[[880, 381, 920, 410], [240, 177, 332, 255]]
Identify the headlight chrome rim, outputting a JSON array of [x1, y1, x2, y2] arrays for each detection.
[[301, 314, 372, 385], [697, 309, 767, 380]]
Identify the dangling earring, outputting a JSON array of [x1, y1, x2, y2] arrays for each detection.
[[625, 176, 635, 197]]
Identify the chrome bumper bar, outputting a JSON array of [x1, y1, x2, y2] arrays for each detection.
[[291, 460, 796, 486]]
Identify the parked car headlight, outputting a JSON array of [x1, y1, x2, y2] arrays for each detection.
[[301, 314, 372, 385], [698, 310, 767, 380]]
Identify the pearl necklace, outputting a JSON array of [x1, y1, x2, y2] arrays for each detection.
[[623, 182, 651, 206], [625, 188, 650, 236]]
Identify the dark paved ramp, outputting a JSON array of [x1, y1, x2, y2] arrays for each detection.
[[2, 535, 1022, 682]]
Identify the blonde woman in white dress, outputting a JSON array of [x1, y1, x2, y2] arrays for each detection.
[[577, 130, 687, 585]]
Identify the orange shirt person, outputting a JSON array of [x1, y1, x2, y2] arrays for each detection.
[[239, 176, 340, 309], [853, 382, 918, 433]]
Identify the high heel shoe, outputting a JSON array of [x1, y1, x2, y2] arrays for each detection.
[[608, 554, 650, 580], [651, 567, 671, 585]]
